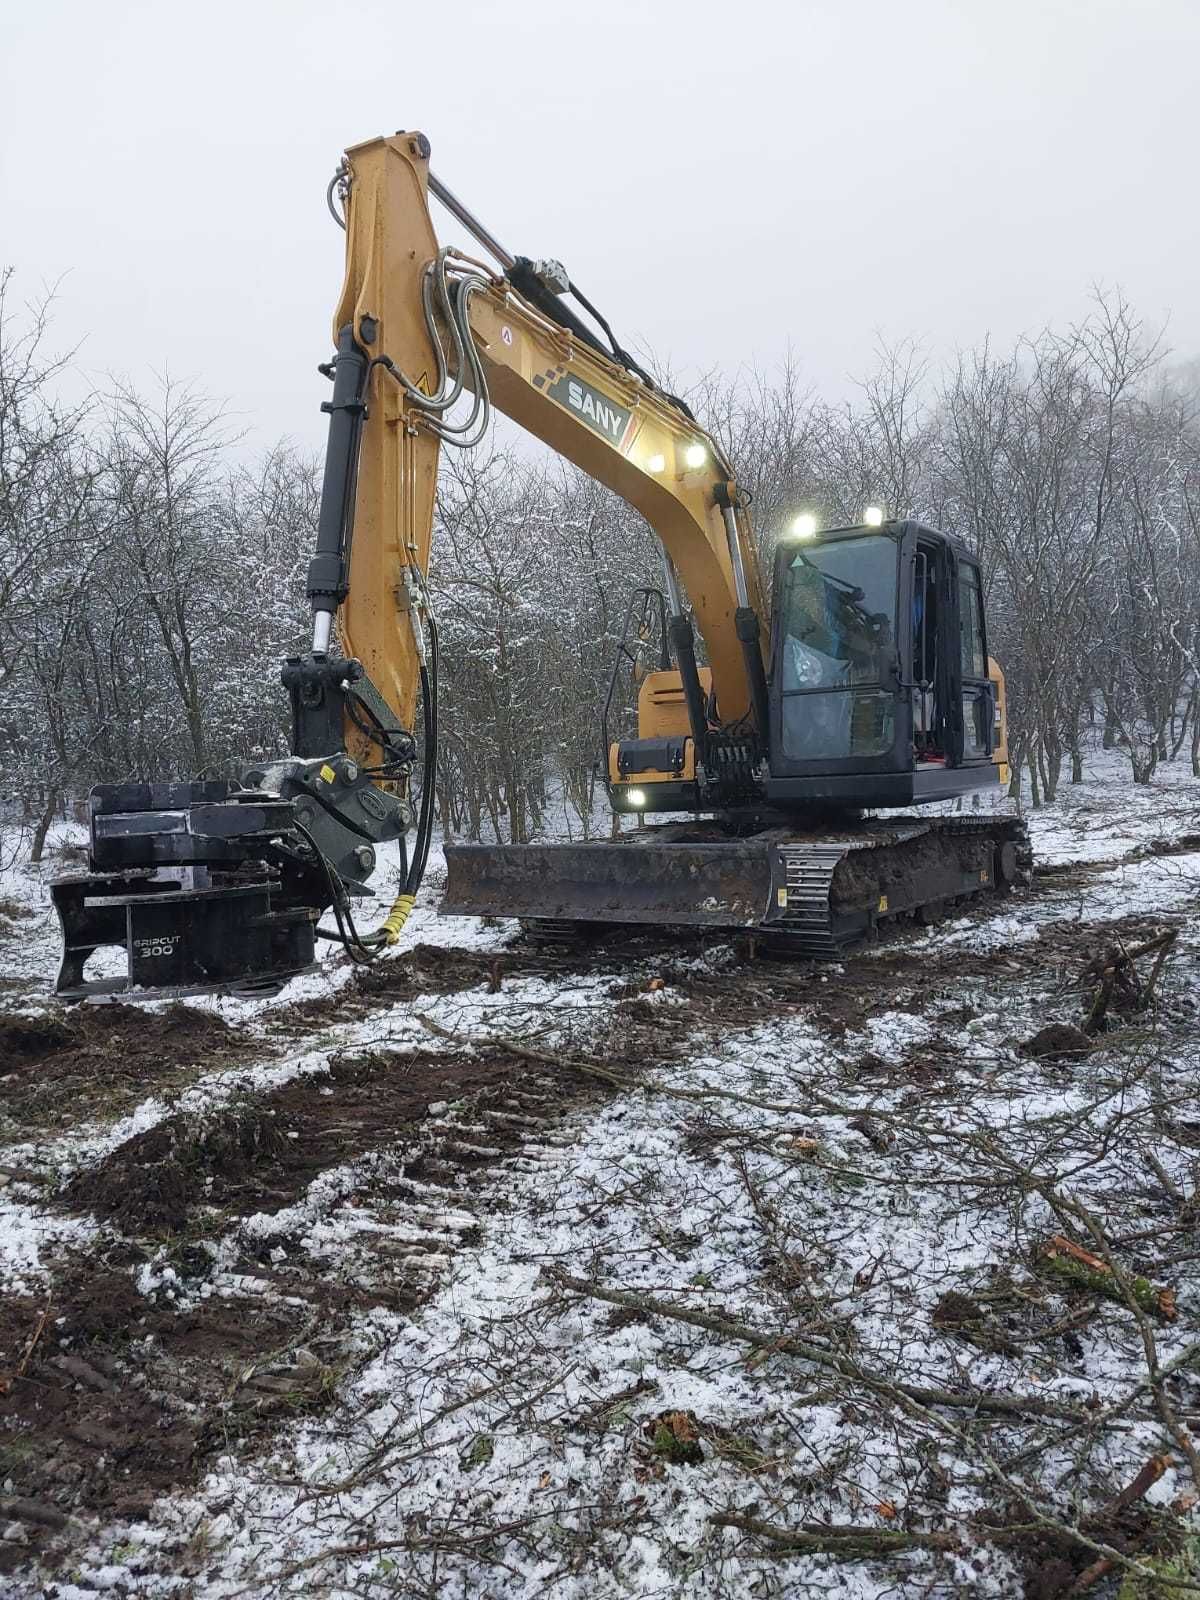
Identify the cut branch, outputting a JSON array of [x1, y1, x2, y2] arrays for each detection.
[[544, 1267, 1090, 1421]]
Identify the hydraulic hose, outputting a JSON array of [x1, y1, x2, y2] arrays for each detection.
[[309, 615, 438, 958], [379, 614, 439, 946]]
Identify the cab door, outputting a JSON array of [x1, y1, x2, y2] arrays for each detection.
[[952, 557, 995, 764]]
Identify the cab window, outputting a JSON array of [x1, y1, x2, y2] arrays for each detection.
[[958, 567, 986, 679]]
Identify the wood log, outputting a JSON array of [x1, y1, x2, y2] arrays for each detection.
[[1036, 1235, 1176, 1321]]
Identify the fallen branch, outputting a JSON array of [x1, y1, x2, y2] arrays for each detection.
[[416, 1014, 634, 1088], [1066, 1555, 1115, 1597], [1084, 930, 1179, 1033], [711, 1511, 961, 1557], [1036, 1234, 1176, 1321], [1000, 1337, 1200, 1474], [0, 1296, 51, 1396], [225, 1504, 608, 1596], [1103, 1452, 1170, 1519], [1063, 1456, 1174, 1597], [571, 1375, 659, 1431], [1141, 932, 1178, 1006], [544, 1267, 1090, 1422]]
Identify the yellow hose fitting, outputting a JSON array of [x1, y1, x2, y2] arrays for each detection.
[[380, 892, 417, 947]]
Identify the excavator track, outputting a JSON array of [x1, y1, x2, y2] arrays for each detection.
[[767, 814, 1032, 955], [441, 814, 1033, 958]]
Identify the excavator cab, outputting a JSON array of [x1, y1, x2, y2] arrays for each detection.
[[763, 519, 1005, 810], [603, 518, 1008, 819]]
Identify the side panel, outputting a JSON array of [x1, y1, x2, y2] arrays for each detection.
[[636, 667, 713, 739], [988, 655, 1011, 786]]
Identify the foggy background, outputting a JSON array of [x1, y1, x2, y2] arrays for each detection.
[[3, 0, 1197, 452], [4, 0, 1199, 844]]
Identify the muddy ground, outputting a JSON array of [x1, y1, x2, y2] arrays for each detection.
[[1, 1040, 606, 1549], [1, 830, 1198, 1594], [0, 938, 678, 1576]]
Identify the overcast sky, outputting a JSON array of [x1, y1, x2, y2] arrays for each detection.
[[3, 0, 1196, 456]]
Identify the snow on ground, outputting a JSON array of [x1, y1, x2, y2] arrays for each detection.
[[0, 1200, 98, 1297], [878, 742, 1200, 869], [3, 748, 1200, 1597], [1, 965, 612, 1187], [34, 839, 1200, 1597]]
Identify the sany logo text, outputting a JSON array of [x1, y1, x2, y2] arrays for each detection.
[[541, 371, 632, 446], [566, 379, 626, 441]]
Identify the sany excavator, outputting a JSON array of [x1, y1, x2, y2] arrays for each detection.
[[51, 131, 1031, 1000]]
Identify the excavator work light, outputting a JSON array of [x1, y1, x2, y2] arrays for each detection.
[[790, 513, 818, 540], [863, 505, 884, 527], [646, 453, 666, 473], [683, 443, 706, 469], [625, 787, 647, 807]]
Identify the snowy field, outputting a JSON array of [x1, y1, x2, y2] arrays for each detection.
[[2, 747, 1200, 1599]]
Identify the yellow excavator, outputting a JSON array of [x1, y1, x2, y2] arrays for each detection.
[[51, 130, 1030, 999]]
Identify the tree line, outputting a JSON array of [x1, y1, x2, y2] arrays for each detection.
[[2, 268, 1197, 856]]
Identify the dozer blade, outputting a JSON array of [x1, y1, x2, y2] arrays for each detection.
[[441, 841, 775, 928]]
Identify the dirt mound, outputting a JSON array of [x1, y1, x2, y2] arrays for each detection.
[[0, 1013, 77, 1061], [1144, 831, 1200, 858], [62, 1040, 605, 1239], [75, 1001, 233, 1056], [353, 941, 507, 999], [274, 942, 519, 1031], [63, 1103, 287, 1232], [0, 1002, 252, 1135], [1022, 1023, 1093, 1062]]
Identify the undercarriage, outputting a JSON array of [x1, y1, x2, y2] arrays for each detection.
[[442, 814, 1033, 956]]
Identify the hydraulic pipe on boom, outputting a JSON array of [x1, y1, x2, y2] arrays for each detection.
[[426, 172, 516, 270], [308, 324, 369, 657]]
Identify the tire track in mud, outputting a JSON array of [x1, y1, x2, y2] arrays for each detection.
[[0, 1048, 613, 1569], [1, 825, 1189, 1148], [62, 1043, 593, 1236]]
